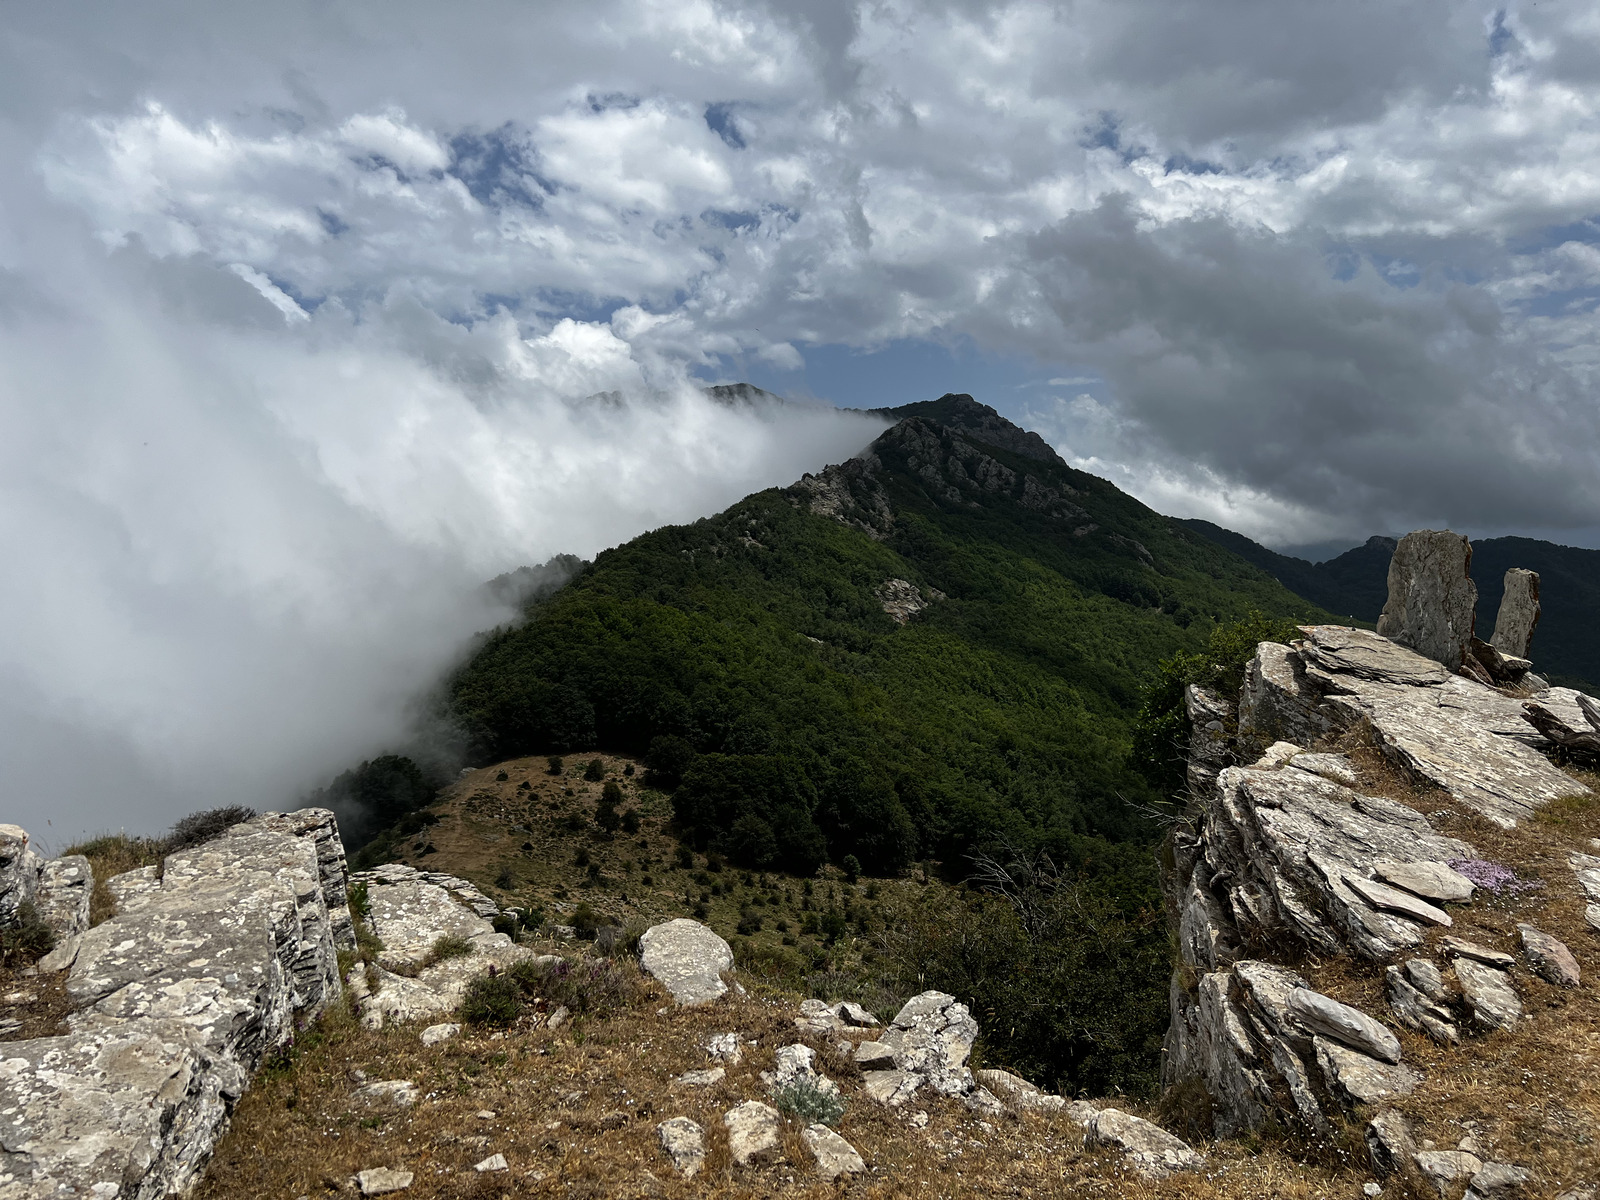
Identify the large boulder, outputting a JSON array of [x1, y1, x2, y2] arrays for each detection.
[[639, 918, 733, 1005], [1375, 530, 1477, 669], [1491, 568, 1541, 659]]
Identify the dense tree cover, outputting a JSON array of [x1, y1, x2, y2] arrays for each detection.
[[314, 754, 441, 852], [448, 399, 1329, 872]]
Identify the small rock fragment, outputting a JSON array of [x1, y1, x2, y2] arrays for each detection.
[[706, 1032, 742, 1064], [353, 1080, 419, 1108], [547, 1004, 569, 1029], [1415, 1149, 1483, 1194], [1517, 923, 1580, 987], [473, 1154, 508, 1173], [833, 1000, 879, 1027], [674, 1068, 724, 1087], [723, 1100, 782, 1165], [908, 1110, 929, 1128], [1441, 937, 1516, 970], [420, 1023, 459, 1046], [802, 1124, 866, 1179], [357, 1168, 414, 1196], [656, 1117, 705, 1178], [1470, 1162, 1532, 1199], [862, 1069, 922, 1107], [1405, 958, 1450, 1003]]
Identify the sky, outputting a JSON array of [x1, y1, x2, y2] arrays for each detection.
[[5, 1, 1600, 836]]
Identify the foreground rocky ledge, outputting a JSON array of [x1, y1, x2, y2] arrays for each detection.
[[0, 809, 354, 1199]]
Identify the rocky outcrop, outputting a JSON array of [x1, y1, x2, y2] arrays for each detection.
[[1491, 568, 1541, 658], [0, 808, 354, 1199], [639, 918, 734, 1006], [1375, 529, 1477, 669], [875, 578, 946, 624], [1165, 542, 1599, 1137], [858, 990, 1001, 1115], [347, 864, 526, 1029]]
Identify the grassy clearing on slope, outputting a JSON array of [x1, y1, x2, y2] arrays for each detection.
[[374, 751, 1171, 1098]]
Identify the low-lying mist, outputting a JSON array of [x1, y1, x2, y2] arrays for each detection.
[[0, 235, 886, 845]]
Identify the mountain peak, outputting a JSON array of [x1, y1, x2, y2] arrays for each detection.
[[870, 393, 1065, 467]]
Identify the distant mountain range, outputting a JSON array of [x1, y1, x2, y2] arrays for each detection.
[[1180, 520, 1600, 691]]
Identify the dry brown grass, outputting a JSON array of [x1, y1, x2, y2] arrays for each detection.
[[0, 967, 73, 1041], [197, 963, 1380, 1200], [60, 832, 166, 926]]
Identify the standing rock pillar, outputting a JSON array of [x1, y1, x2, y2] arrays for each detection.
[[1375, 531, 1476, 669], [1490, 568, 1540, 659]]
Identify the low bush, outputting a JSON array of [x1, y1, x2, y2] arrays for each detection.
[[506, 955, 638, 1014], [166, 806, 258, 852], [773, 1078, 845, 1126], [459, 972, 522, 1027]]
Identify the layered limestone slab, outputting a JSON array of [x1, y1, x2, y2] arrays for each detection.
[[639, 919, 733, 1006], [0, 809, 353, 1200]]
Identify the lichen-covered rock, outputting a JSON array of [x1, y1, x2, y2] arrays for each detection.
[[1517, 924, 1580, 987], [1288, 989, 1402, 1063], [0, 809, 354, 1200], [802, 1124, 865, 1179], [1366, 1109, 1417, 1178], [1238, 643, 1331, 754], [1491, 569, 1541, 659], [762, 1043, 838, 1097], [1453, 958, 1523, 1031], [34, 855, 92, 943], [1313, 1037, 1421, 1105], [639, 919, 733, 1006], [0, 824, 41, 925], [656, 1116, 705, 1177], [872, 990, 986, 1103], [1081, 1108, 1203, 1178], [1375, 529, 1477, 668], [723, 1100, 781, 1165], [1385, 965, 1458, 1044], [1186, 684, 1234, 796]]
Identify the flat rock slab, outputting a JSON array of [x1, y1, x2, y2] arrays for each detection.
[[361, 877, 502, 972], [674, 1068, 724, 1087], [1085, 1108, 1203, 1178], [420, 1022, 460, 1046], [357, 1167, 414, 1195], [1519, 924, 1581, 987], [354, 1080, 419, 1108], [1314, 1037, 1421, 1105], [1296, 626, 1590, 828], [1374, 858, 1475, 903], [803, 1124, 866, 1179], [1288, 989, 1402, 1063], [1345, 874, 1452, 927], [639, 919, 733, 1006], [724, 1100, 781, 1165], [863, 1068, 923, 1106], [656, 1117, 705, 1177], [1441, 936, 1515, 969]]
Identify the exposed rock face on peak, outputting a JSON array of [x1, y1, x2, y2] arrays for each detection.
[[1376, 529, 1477, 669], [0, 808, 355, 1199], [874, 393, 1066, 467]]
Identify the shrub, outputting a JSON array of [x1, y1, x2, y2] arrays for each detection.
[[571, 902, 604, 939], [166, 806, 258, 852], [347, 881, 371, 920], [495, 867, 516, 889], [841, 854, 862, 884], [547, 756, 564, 776], [773, 1078, 845, 1126], [0, 901, 54, 968], [601, 780, 624, 807], [675, 845, 695, 870], [584, 758, 606, 782], [459, 972, 522, 1027], [623, 764, 635, 777], [496, 771, 509, 782], [737, 912, 763, 935], [620, 809, 640, 834], [507, 954, 638, 1013], [596, 803, 621, 835]]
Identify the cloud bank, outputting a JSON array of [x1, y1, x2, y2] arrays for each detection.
[[6, 0, 1600, 832]]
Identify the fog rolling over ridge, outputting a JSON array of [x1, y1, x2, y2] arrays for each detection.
[[0, 244, 886, 841]]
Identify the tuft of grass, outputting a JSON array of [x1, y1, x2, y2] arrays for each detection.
[[426, 934, 474, 964], [0, 901, 54, 968], [62, 833, 167, 927]]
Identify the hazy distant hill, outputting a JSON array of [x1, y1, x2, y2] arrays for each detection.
[[1180, 520, 1600, 690]]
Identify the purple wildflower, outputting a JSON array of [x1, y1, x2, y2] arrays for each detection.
[[1448, 857, 1545, 897]]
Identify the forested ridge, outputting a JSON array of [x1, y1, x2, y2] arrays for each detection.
[[444, 395, 1333, 875]]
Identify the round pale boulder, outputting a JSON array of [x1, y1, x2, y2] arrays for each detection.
[[639, 918, 733, 1005]]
